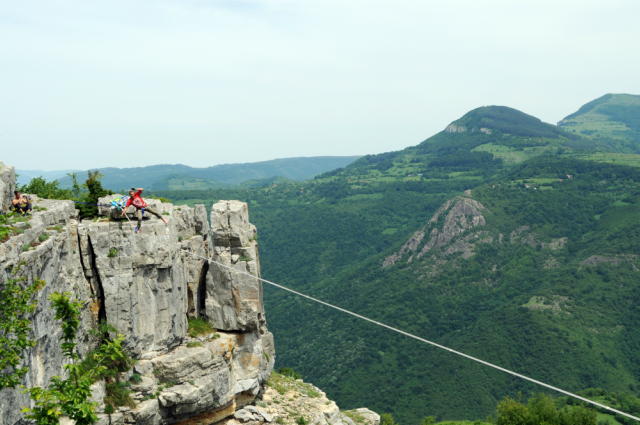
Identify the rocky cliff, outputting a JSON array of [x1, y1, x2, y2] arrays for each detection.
[[0, 167, 276, 424], [0, 160, 16, 213], [0, 164, 379, 425], [383, 196, 487, 267], [382, 192, 571, 279]]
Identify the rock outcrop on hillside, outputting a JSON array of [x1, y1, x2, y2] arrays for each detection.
[[382, 193, 572, 276], [383, 196, 487, 267], [0, 162, 379, 425]]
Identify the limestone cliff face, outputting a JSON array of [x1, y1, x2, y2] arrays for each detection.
[[0, 160, 16, 213], [0, 198, 96, 425], [207, 201, 264, 332], [1, 163, 381, 425], [0, 167, 275, 424]]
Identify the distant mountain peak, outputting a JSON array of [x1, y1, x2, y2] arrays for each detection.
[[447, 105, 571, 139]]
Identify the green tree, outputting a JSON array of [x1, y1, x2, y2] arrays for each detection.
[[527, 394, 558, 425], [67, 172, 84, 199], [381, 413, 398, 425], [19, 176, 72, 200], [420, 416, 435, 425], [497, 394, 531, 425], [21, 292, 129, 425], [15, 171, 113, 219], [77, 170, 112, 219], [558, 406, 597, 425], [0, 263, 44, 390], [497, 393, 597, 425]]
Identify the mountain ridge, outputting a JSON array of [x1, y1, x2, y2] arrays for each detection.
[[558, 93, 640, 145], [54, 156, 363, 190]]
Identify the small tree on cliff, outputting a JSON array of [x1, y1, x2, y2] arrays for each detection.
[[22, 292, 130, 424], [0, 263, 133, 424], [73, 170, 112, 219], [0, 262, 43, 390]]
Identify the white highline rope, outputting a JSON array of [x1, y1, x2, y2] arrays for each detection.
[[166, 242, 640, 422]]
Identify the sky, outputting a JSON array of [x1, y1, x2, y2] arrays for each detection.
[[2, 0, 640, 171]]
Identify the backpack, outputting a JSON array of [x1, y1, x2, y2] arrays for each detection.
[[110, 195, 129, 211]]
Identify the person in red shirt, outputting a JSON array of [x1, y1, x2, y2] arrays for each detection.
[[125, 188, 168, 233]]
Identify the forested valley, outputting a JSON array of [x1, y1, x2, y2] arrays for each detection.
[[20, 101, 640, 425]]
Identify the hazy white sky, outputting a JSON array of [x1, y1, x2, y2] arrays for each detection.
[[2, 0, 639, 170]]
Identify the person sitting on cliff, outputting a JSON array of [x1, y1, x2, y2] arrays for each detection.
[[124, 188, 168, 233], [11, 191, 32, 216]]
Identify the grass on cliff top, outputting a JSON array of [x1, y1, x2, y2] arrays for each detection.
[[343, 410, 368, 424], [187, 317, 215, 337], [267, 371, 321, 398]]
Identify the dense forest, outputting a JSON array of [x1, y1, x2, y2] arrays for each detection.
[[145, 123, 640, 424]]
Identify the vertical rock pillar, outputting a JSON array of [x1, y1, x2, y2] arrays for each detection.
[[205, 200, 266, 332]]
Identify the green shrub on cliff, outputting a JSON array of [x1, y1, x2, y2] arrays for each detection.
[[75, 170, 113, 219], [0, 263, 43, 390], [278, 367, 302, 380], [104, 381, 136, 410], [188, 317, 214, 337], [22, 292, 131, 424]]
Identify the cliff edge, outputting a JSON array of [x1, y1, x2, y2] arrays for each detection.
[[0, 169, 273, 423], [0, 163, 379, 425]]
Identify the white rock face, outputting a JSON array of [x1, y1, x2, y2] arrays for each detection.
[[0, 198, 96, 425], [257, 374, 378, 425], [206, 201, 264, 332], [444, 124, 467, 133], [0, 165, 275, 425], [0, 160, 16, 213]]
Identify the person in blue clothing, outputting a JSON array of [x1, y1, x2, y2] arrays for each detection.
[[124, 188, 168, 233]]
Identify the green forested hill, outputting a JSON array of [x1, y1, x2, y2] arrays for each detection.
[[558, 94, 640, 145], [143, 101, 640, 425], [450, 105, 580, 140]]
